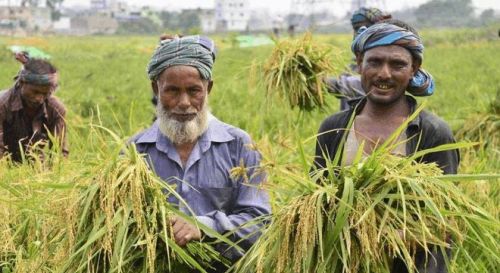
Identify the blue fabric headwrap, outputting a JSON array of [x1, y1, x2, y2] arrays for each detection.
[[352, 23, 434, 96], [147, 35, 216, 81]]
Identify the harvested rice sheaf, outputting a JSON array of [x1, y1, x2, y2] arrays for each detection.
[[234, 147, 500, 273], [263, 33, 338, 111], [61, 145, 227, 273]]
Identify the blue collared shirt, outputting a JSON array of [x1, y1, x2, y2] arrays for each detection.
[[131, 115, 270, 257]]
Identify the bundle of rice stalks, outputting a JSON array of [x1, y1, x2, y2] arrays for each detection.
[[456, 93, 499, 150], [234, 125, 499, 273], [263, 33, 338, 111], [61, 145, 229, 273]]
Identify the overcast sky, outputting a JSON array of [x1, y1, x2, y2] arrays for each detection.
[[60, 0, 499, 15]]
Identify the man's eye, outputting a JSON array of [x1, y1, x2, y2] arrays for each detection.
[[393, 63, 407, 69]]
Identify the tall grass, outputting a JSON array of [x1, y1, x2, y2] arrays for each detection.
[[0, 28, 499, 272]]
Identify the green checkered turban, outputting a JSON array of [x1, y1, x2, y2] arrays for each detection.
[[351, 7, 391, 27], [147, 35, 216, 81]]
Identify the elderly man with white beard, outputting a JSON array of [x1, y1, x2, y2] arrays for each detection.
[[130, 35, 270, 270]]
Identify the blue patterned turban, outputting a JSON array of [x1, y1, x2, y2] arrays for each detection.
[[147, 35, 216, 81], [351, 23, 434, 96]]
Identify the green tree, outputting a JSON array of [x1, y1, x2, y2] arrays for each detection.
[[20, 0, 64, 20], [159, 9, 201, 34], [479, 9, 497, 25], [414, 0, 474, 28], [116, 17, 162, 34]]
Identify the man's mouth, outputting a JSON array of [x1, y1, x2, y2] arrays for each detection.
[[170, 112, 197, 122], [26, 100, 43, 108], [373, 83, 393, 91]]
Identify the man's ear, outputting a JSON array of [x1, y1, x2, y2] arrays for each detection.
[[207, 80, 213, 95], [412, 60, 421, 77], [151, 81, 159, 96]]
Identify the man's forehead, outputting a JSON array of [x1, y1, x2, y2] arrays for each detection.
[[363, 45, 413, 59], [23, 83, 53, 92], [161, 65, 202, 78]]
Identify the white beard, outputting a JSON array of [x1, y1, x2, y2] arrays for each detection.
[[156, 100, 209, 145]]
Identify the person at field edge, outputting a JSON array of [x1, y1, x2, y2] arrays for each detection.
[[325, 7, 392, 111], [130, 35, 271, 271], [312, 23, 459, 273], [0, 52, 68, 163]]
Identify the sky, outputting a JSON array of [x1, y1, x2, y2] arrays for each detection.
[[59, 0, 499, 15]]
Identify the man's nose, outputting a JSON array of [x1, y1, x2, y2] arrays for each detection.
[[377, 64, 391, 80], [34, 94, 45, 104], [177, 92, 191, 109]]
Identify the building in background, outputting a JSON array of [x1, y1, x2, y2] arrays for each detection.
[[70, 13, 118, 35], [199, 8, 216, 33], [215, 0, 250, 32], [0, 5, 52, 35]]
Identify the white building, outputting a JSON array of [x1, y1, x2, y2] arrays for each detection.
[[215, 0, 250, 32], [199, 9, 216, 33], [53, 16, 71, 31]]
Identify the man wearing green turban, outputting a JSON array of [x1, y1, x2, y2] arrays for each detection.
[[132, 35, 271, 271]]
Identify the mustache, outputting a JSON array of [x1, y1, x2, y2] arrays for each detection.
[[170, 111, 197, 115]]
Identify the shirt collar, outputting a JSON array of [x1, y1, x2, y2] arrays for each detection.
[[134, 114, 235, 146]]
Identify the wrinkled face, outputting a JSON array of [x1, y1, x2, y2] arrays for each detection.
[[358, 45, 418, 105], [154, 65, 211, 122], [153, 65, 213, 144], [20, 83, 53, 109]]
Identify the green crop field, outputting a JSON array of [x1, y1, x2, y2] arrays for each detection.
[[0, 26, 498, 272]]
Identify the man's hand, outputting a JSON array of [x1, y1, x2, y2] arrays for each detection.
[[170, 216, 202, 247]]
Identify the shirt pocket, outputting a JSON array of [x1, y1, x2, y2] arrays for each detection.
[[197, 186, 235, 212]]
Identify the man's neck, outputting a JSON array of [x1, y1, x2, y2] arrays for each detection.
[[360, 96, 410, 120], [174, 141, 197, 168]]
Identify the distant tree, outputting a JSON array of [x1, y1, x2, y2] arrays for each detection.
[[159, 10, 200, 35], [20, 0, 64, 20], [414, 0, 474, 28], [479, 9, 497, 25], [46, 0, 64, 21], [116, 17, 162, 34]]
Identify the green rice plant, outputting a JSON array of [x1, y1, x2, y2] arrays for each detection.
[[233, 109, 500, 273], [60, 141, 230, 273], [262, 33, 338, 112], [0, 125, 235, 273], [455, 92, 499, 152], [0, 154, 76, 273]]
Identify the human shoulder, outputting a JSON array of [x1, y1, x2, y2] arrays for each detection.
[[210, 117, 253, 144], [318, 110, 352, 134], [46, 95, 67, 116], [0, 88, 14, 116], [129, 122, 158, 145], [419, 110, 453, 137], [0, 88, 12, 106]]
